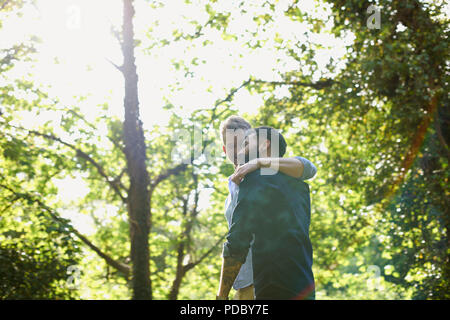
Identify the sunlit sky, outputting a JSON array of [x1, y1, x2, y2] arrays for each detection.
[[1, 0, 350, 125], [1, 0, 354, 235]]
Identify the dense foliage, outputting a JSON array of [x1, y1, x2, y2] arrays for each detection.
[[0, 0, 448, 299]]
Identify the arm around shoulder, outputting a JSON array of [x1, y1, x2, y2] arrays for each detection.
[[294, 156, 317, 180]]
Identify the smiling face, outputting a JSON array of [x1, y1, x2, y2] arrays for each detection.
[[236, 127, 287, 165], [220, 116, 251, 167], [236, 130, 262, 165], [223, 129, 247, 166]]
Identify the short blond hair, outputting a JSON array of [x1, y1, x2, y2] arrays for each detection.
[[220, 116, 251, 144]]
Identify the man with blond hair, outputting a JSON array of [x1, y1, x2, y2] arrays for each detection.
[[218, 115, 317, 300]]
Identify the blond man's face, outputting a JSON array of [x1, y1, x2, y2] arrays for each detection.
[[236, 133, 259, 165], [223, 129, 247, 166]]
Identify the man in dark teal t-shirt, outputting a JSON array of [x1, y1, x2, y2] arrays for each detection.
[[217, 126, 315, 300]]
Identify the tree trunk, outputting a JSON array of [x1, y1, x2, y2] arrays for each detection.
[[168, 242, 186, 300], [121, 0, 152, 300]]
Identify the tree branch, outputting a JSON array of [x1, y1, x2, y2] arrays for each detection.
[[0, 195, 19, 214], [2, 122, 127, 203], [183, 231, 228, 273], [434, 110, 450, 161], [150, 163, 188, 192], [209, 77, 335, 120], [105, 57, 124, 74], [251, 78, 335, 90], [0, 183, 131, 278], [211, 78, 252, 120], [65, 108, 126, 155], [386, 87, 441, 199], [216, 78, 252, 108], [70, 227, 131, 278]]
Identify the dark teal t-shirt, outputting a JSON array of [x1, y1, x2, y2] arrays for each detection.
[[222, 169, 315, 300]]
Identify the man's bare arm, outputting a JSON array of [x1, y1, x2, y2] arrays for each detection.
[[231, 157, 304, 184], [217, 256, 243, 299], [259, 157, 304, 178]]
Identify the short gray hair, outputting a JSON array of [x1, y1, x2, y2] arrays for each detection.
[[220, 116, 251, 144]]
